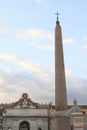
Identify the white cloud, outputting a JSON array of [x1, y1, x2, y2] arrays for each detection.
[[0, 54, 16, 62], [0, 54, 43, 74], [0, 28, 10, 36], [16, 33, 27, 40], [63, 38, 76, 44], [65, 70, 72, 77], [4, 69, 12, 75], [0, 77, 5, 85], [16, 29, 76, 45], [83, 44, 87, 50], [0, 67, 54, 103], [0, 61, 87, 105], [37, 44, 54, 51], [66, 73, 87, 104], [83, 36, 87, 42], [28, 41, 36, 46], [16, 29, 54, 51], [0, 53, 54, 103], [16, 29, 53, 42], [16, 30, 76, 51], [36, 0, 43, 3], [0, 54, 87, 104]]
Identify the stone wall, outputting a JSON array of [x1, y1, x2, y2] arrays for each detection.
[[3, 117, 48, 130], [3, 108, 49, 130]]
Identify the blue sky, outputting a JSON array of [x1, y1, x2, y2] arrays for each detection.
[[0, 0, 87, 105]]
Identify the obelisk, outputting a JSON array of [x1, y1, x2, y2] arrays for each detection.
[[55, 13, 67, 111], [54, 13, 70, 130]]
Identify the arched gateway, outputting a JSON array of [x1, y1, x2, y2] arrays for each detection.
[[19, 121, 30, 130]]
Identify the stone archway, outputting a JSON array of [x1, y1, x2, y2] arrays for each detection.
[[37, 128, 42, 130], [19, 121, 30, 130]]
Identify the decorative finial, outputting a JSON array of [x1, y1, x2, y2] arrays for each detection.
[[55, 11, 60, 25], [73, 99, 77, 106]]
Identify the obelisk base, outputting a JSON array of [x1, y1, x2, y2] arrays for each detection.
[[52, 111, 70, 130]]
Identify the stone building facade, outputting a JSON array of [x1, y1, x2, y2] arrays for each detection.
[[69, 100, 87, 130], [0, 93, 50, 130], [50, 100, 87, 130], [0, 94, 87, 130]]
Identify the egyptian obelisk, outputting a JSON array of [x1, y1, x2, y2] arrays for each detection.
[[54, 13, 70, 130]]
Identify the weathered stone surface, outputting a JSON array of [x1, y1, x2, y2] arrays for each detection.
[[55, 22, 67, 111], [6, 109, 48, 117], [54, 20, 70, 130], [3, 117, 48, 130]]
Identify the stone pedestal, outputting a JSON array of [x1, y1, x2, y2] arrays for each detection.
[[53, 111, 70, 130]]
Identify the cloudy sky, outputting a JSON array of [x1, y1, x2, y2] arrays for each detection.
[[0, 0, 87, 105]]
